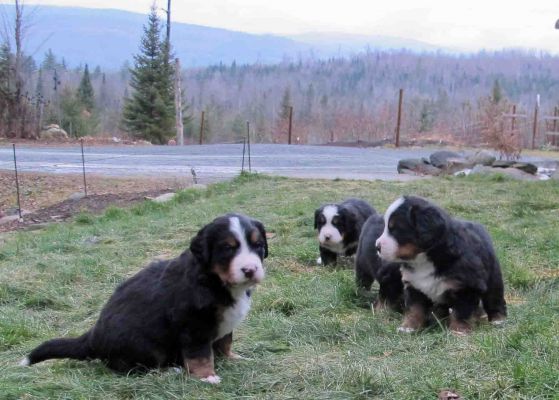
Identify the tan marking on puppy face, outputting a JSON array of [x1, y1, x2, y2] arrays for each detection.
[[395, 243, 421, 260], [225, 236, 238, 247], [185, 355, 215, 379], [250, 229, 261, 245], [212, 263, 234, 285], [401, 303, 427, 330]]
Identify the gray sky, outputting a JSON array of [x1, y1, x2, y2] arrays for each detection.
[[11, 0, 559, 52]]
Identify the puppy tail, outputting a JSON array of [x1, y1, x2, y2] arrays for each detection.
[[22, 332, 92, 366]]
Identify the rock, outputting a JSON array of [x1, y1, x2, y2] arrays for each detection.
[[151, 193, 176, 203], [470, 165, 539, 181], [397, 158, 441, 176], [40, 124, 69, 140], [492, 160, 515, 168], [467, 150, 496, 166], [429, 151, 462, 168], [551, 169, 559, 180], [68, 192, 86, 201], [0, 214, 21, 225], [511, 162, 538, 175], [443, 157, 475, 174]]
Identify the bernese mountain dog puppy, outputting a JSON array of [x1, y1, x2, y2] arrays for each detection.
[[314, 198, 374, 265], [375, 196, 507, 335], [355, 212, 404, 311], [20, 213, 268, 384]]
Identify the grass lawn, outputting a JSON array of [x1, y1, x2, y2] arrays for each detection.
[[1, 173, 558, 399]]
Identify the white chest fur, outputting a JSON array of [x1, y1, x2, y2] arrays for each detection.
[[401, 254, 452, 303], [216, 288, 252, 340]]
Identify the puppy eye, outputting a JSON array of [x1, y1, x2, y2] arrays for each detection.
[[332, 217, 339, 225], [222, 243, 237, 252]]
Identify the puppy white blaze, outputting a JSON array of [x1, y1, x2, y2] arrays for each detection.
[[376, 197, 405, 261], [217, 286, 252, 339], [229, 217, 264, 285], [318, 205, 344, 252]]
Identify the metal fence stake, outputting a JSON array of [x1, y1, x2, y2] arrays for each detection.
[[12, 144, 22, 220]]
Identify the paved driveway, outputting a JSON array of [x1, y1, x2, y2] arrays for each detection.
[[0, 144, 553, 183]]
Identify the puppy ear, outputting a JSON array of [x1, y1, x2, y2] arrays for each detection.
[[409, 203, 446, 249], [190, 225, 210, 264], [314, 208, 322, 230], [252, 219, 269, 259], [341, 207, 358, 234]]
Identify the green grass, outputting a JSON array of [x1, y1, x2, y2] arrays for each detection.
[[1, 172, 558, 399]]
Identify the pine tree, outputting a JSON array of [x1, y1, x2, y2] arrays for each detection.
[[492, 79, 503, 104], [122, 5, 175, 144], [77, 64, 95, 112], [41, 49, 58, 71]]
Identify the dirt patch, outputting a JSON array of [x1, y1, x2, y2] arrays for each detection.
[[0, 171, 192, 232]]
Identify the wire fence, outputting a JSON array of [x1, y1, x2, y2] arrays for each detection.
[[1, 131, 254, 220]]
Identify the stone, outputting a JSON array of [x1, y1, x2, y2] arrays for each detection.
[[68, 192, 86, 201], [551, 169, 559, 180], [397, 158, 441, 176], [470, 165, 538, 181], [151, 193, 176, 203], [467, 150, 496, 166], [429, 151, 462, 168], [492, 160, 515, 168], [40, 124, 69, 140], [511, 162, 538, 175], [443, 157, 475, 174]]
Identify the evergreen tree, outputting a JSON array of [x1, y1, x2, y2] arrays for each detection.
[[492, 79, 503, 104], [279, 87, 291, 120], [41, 49, 58, 71], [122, 5, 175, 144], [77, 64, 95, 112]]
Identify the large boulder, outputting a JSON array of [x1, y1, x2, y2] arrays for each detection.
[[467, 150, 496, 166], [511, 162, 538, 175], [470, 165, 539, 181], [397, 158, 441, 176], [492, 160, 515, 168], [39, 124, 69, 140], [429, 151, 462, 168]]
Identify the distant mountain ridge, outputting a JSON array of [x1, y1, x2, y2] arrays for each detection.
[[0, 4, 444, 70]]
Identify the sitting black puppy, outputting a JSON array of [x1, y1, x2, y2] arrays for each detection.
[[20, 213, 268, 384], [376, 196, 507, 335], [355, 212, 404, 311], [314, 198, 374, 265]]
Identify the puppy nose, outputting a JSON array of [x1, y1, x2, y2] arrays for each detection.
[[324, 234, 331, 241], [375, 242, 382, 254], [241, 267, 255, 279]]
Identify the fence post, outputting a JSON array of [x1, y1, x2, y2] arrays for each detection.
[[395, 88, 403, 148], [12, 144, 22, 220], [246, 120, 251, 172], [199, 111, 205, 145], [288, 106, 293, 145], [80, 138, 87, 197], [241, 138, 246, 172], [532, 98, 539, 150]]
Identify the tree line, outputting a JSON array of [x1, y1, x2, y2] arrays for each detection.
[[1, 2, 558, 145]]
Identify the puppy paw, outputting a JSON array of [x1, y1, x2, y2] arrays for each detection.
[[316, 257, 322, 265], [397, 326, 416, 333], [227, 352, 250, 360], [201, 374, 221, 384], [490, 319, 506, 327]]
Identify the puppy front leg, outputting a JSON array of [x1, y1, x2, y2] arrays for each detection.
[[183, 343, 220, 384], [399, 286, 432, 333], [213, 332, 244, 360], [449, 290, 481, 336], [319, 246, 337, 266]]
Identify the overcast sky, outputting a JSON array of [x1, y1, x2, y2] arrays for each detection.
[[9, 0, 559, 53]]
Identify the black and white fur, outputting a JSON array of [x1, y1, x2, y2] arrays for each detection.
[[314, 198, 374, 265], [355, 212, 404, 311], [376, 196, 506, 334], [20, 213, 268, 384]]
